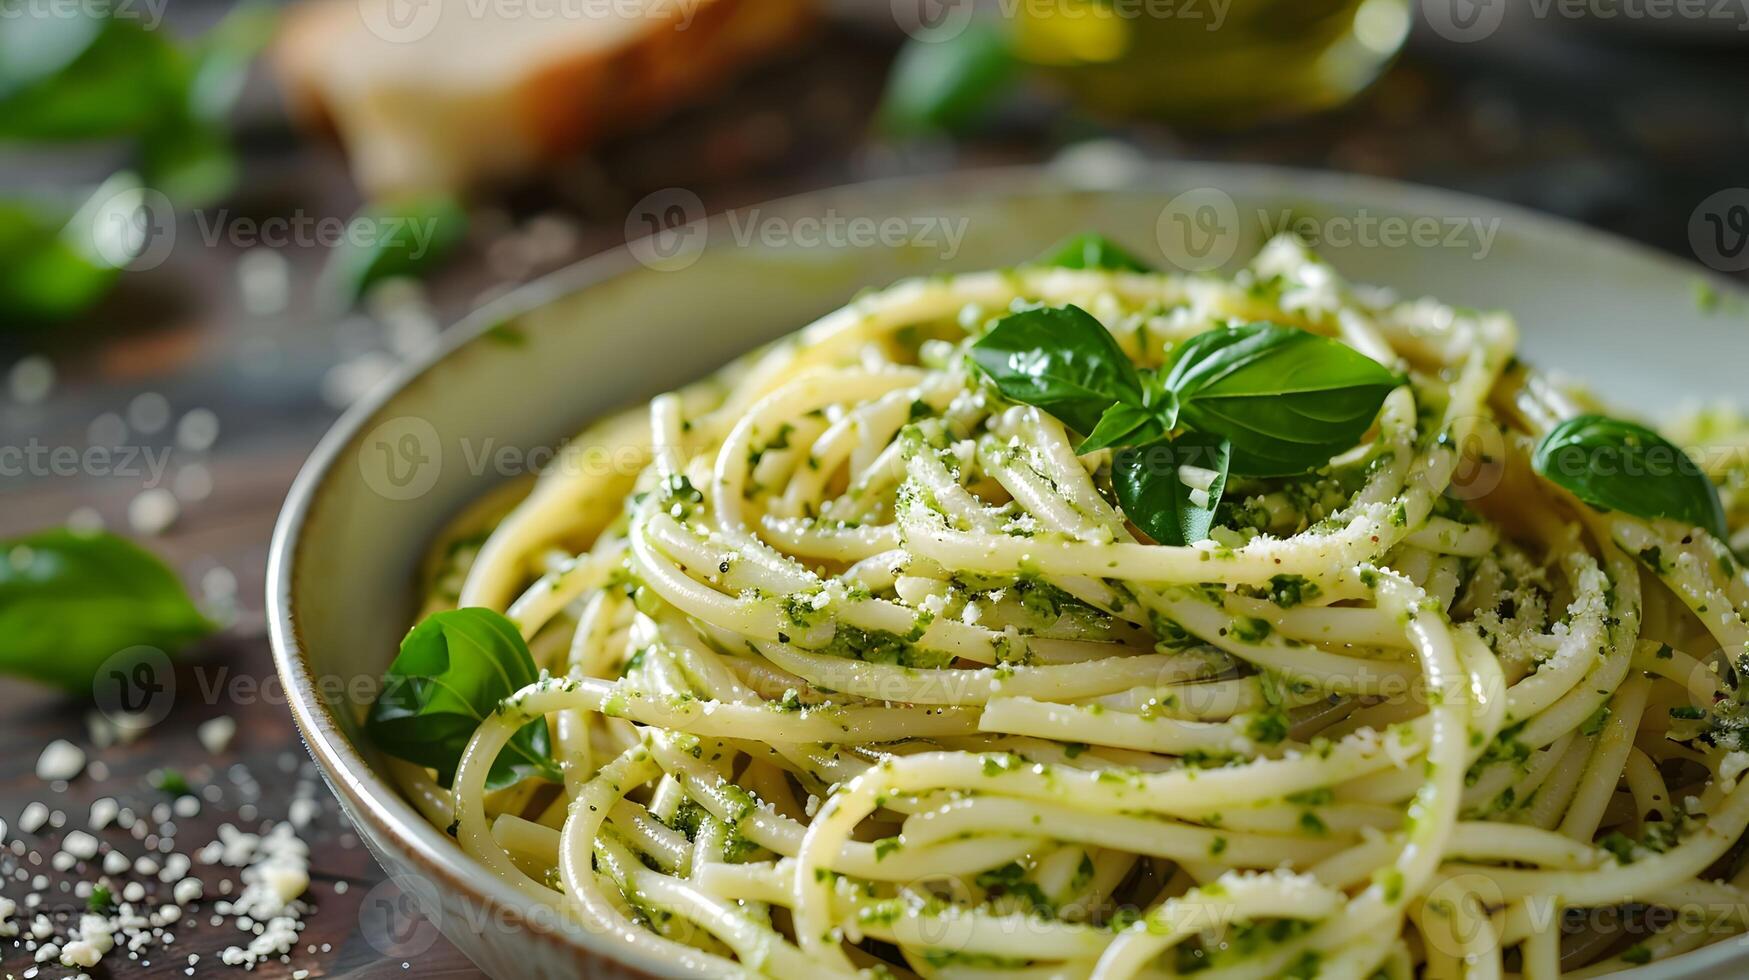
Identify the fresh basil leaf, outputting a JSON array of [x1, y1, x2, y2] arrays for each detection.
[[1532, 414, 1727, 539], [1165, 323, 1401, 477], [366, 607, 560, 791], [1078, 390, 1177, 454], [0, 10, 104, 97], [0, 529, 213, 693], [878, 20, 1018, 137], [0, 15, 186, 141], [1034, 232, 1153, 273], [0, 5, 273, 321], [141, 120, 237, 208], [0, 171, 153, 323], [1079, 403, 1159, 455], [138, 2, 277, 208], [0, 204, 114, 323], [971, 304, 1143, 434], [322, 194, 469, 307], [1114, 432, 1231, 546], [184, 1, 278, 124]]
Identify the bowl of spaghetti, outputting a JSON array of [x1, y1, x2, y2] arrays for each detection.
[[268, 165, 1749, 978]]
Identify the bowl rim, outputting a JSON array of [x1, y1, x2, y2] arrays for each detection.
[[266, 160, 1749, 977]]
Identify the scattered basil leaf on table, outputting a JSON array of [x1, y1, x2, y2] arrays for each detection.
[[969, 303, 1402, 543], [1532, 414, 1727, 540], [322, 194, 470, 307], [1115, 431, 1232, 547], [878, 19, 1018, 137], [0, 529, 213, 693], [1034, 232, 1154, 273], [366, 607, 561, 791], [1164, 322, 1403, 477]]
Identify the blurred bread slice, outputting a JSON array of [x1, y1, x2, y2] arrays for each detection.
[[274, 0, 813, 195]]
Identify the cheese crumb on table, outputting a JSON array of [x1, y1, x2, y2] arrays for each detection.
[[197, 717, 237, 755], [7, 733, 325, 977], [36, 740, 86, 782]]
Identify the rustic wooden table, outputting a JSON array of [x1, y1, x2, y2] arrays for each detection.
[[2, 9, 1745, 978]]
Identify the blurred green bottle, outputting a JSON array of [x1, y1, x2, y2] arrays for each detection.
[[1010, 0, 1411, 125]]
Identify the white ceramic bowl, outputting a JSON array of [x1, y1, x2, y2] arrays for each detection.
[[268, 164, 1749, 978]]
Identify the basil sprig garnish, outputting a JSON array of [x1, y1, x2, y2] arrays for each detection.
[[970, 304, 1158, 440], [1163, 323, 1404, 477], [971, 306, 1401, 545], [1113, 431, 1230, 548], [1033, 232, 1152, 273], [1532, 414, 1727, 539], [366, 607, 561, 791]]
